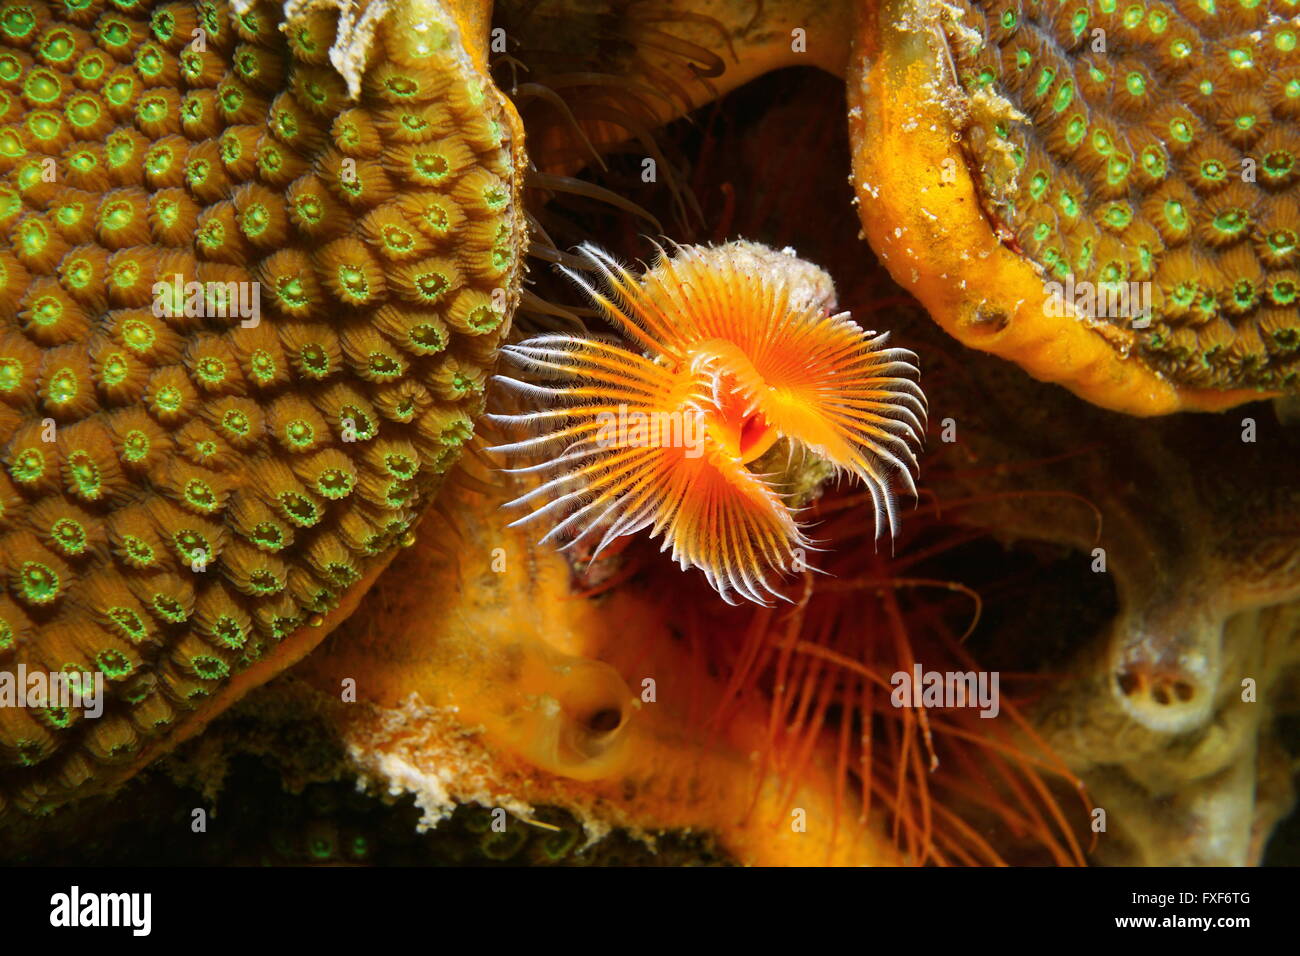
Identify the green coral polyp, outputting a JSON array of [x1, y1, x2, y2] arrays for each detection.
[[195, 357, 228, 385], [249, 522, 287, 551], [19, 561, 61, 604], [211, 616, 247, 649], [66, 451, 103, 499], [279, 492, 321, 527], [183, 479, 219, 512], [50, 518, 88, 555], [151, 594, 188, 623], [315, 468, 355, 499], [11, 448, 47, 484], [120, 430, 152, 464], [284, 420, 315, 448], [191, 655, 229, 679], [121, 536, 157, 567], [96, 648, 133, 679], [221, 409, 252, 438], [107, 607, 148, 643]]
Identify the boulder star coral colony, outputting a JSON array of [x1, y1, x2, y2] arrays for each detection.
[[0, 0, 527, 816], [851, 0, 1300, 413]]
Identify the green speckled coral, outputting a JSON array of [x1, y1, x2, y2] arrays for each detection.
[[948, 0, 1300, 389], [0, 0, 520, 816]]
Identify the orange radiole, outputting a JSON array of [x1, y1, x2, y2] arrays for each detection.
[[491, 240, 926, 604]]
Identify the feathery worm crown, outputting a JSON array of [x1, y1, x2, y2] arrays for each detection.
[[492, 240, 926, 606]]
